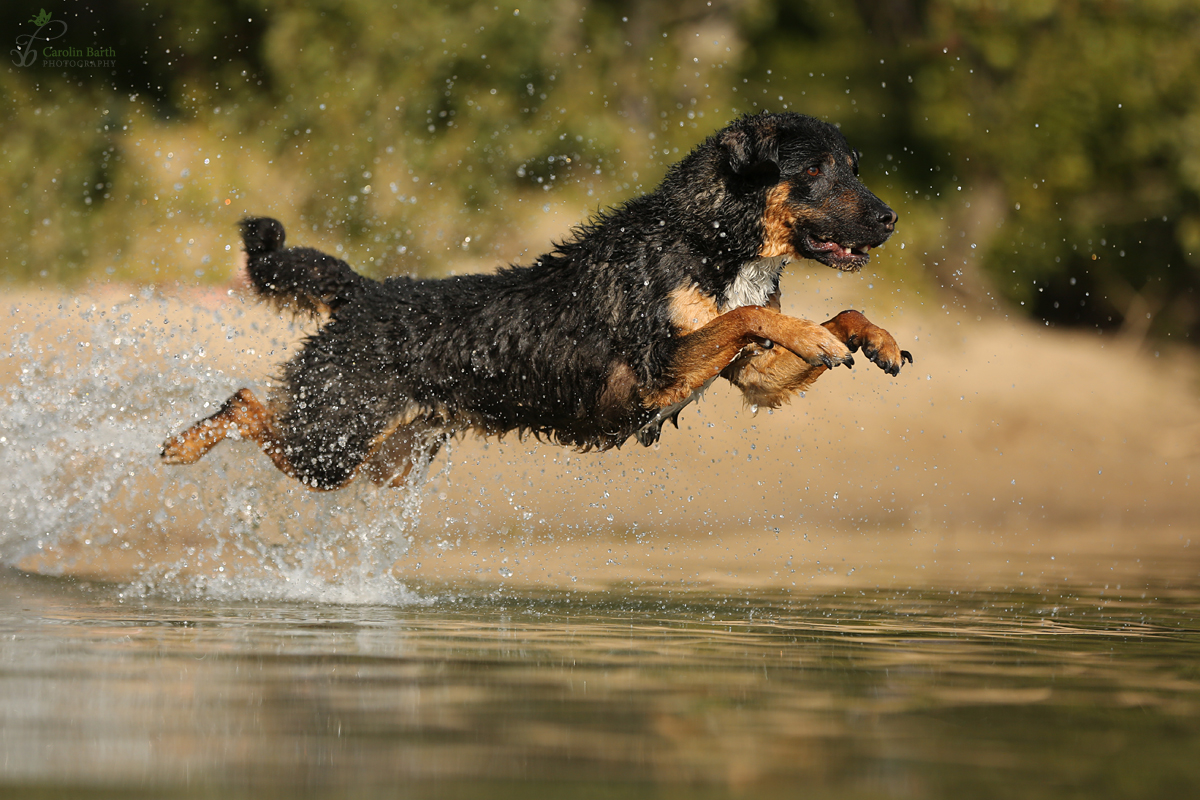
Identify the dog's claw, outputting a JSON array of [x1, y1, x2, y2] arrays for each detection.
[[857, 335, 911, 377], [820, 352, 854, 369]]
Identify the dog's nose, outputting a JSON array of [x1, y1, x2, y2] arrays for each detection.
[[877, 207, 897, 231]]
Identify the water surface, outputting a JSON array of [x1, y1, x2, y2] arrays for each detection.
[[2, 569, 1197, 799], [3, 292, 1199, 799]]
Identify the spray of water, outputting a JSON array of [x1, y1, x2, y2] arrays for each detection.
[[0, 290, 434, 605]]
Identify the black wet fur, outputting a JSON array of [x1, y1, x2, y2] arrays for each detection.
[[239, 112, 898, 489], [239, 217, 369, 316]]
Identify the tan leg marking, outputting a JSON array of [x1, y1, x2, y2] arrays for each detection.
[[646, 305, 852, 408], [162, 392, 458, 491], [724, 347, 826, 408], [361, 420, 449, 488], [725, 308, 913, 407], [160, 388, 297, 479]]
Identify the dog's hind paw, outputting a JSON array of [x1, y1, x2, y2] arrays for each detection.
[[159, 419, 226, 465], [160, 436, 204, 465]]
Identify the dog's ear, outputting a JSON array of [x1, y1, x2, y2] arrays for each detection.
[[720, 127, 780, 184]]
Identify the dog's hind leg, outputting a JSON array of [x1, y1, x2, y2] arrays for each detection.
[[723, 347, 825, 408], [647, 306, 854, 408], [360, 420, 450, 488], [160, 388, 297, 479]]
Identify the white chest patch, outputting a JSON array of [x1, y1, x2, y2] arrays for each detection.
[[721, 255, 786, 310]]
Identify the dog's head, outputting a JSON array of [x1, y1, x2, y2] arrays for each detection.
[[717, 113, 896, 272]]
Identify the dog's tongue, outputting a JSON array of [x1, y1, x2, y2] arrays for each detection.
[[811, 238, 857, 259]]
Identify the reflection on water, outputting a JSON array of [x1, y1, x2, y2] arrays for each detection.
[[1, 569, 1197, 799]]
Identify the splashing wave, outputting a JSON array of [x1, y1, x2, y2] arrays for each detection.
[[0, 291, 434, 605]]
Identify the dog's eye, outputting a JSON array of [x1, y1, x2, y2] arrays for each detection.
[[806, 165, 821, 177]]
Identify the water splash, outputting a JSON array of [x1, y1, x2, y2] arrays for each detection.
[[0, 290, 433, 605]]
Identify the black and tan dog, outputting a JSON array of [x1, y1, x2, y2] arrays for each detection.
[[162, 112, 912, 490]]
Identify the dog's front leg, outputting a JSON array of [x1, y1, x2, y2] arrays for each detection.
[[647, 306, 853, 408], [724, 309, 914, 407]]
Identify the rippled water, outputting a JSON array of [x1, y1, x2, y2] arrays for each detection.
[[2, 570, 1198, 799]]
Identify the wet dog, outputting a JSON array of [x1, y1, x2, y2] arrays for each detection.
[[161, 112, 912, 490]]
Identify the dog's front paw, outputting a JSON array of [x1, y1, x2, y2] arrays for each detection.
[[782, 323, 855, 370], [821, 310, 912, 377], [849, 324, 912, 376]]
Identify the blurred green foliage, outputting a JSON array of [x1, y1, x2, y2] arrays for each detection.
[[2, 0, 1198, 341]]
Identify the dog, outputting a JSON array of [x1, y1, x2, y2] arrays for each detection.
[[161, 112, 912, 490]]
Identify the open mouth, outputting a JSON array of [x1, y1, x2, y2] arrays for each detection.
[[803, 234, 872, 270]]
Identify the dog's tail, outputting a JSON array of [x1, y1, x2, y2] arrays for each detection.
[[239, 217, 370, 316]]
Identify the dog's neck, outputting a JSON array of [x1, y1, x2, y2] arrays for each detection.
[[720, 255, 786, 311]]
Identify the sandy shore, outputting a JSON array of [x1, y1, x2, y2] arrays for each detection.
[[3, 274, 1199, 594]]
